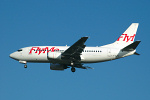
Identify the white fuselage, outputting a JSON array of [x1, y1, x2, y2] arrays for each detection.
[[10, 46, 135, 65]]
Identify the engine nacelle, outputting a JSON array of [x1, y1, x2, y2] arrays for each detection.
[[47, 52, 61, 60], [50, 63, 67, 70]]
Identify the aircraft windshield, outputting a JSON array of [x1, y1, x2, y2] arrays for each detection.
[[17, 49, 22, 52]]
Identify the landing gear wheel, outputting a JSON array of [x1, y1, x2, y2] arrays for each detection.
[[24, 64, 27, 68], [71, 67, 76, 72]]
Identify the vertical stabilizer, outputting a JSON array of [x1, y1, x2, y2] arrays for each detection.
[[114, 23, 139, 47]]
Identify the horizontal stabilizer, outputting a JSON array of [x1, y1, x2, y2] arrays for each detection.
[[122, 41, 141, 51], [75, 64, 94, 69], [81, 66, 94, 69], [134, 52, 140, 55]]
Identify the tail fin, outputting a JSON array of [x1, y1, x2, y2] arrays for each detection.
[[114, 23, 139, 47]]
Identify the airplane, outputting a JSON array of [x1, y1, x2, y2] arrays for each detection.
[[9, 23, 141, 72]]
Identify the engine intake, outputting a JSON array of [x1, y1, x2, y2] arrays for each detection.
[[47, 52, 61, 60]]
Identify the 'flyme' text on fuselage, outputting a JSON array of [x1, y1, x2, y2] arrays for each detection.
[[29, 47, 59, 55]]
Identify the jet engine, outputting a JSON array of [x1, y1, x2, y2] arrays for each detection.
[[47, 52, 61, 60], [50, 63, 68, 70]]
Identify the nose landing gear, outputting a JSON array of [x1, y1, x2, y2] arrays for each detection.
[[24, 64, 27, 68], [19, 61, 27, 68]]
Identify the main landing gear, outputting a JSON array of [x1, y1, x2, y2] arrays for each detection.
[[70, 61, 76, 72], [71, 67, 76, 72]]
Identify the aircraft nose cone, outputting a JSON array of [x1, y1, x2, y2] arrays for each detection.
[[9, 52, 18, 60], [9, 53, 14, 59]]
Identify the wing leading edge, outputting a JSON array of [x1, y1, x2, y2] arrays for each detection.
[[61, 37, 88, 61]]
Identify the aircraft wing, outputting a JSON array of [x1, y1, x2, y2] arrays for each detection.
[[61, 37, 88, 61]]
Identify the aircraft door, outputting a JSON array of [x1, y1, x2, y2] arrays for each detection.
[[107, 49, 112, 57]]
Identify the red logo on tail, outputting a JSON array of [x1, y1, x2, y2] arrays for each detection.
[[117, 34, 135, 42]]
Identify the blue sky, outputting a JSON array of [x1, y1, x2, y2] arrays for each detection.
[[0, 0, 150, 100]]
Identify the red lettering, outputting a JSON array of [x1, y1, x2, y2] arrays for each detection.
[[29, 47, 59, 55], [50, 47, 54, 52], [117, 36, 123, 41], [43, 47, 49, 53], [123, 34, 130, 42], [29, 47, 37, 54], [130, 34, 136, 41], [35, 47, 41, 55], [117, 34, 136, 42]]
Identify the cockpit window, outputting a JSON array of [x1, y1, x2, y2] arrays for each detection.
[[17, 49, 22, 52]]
